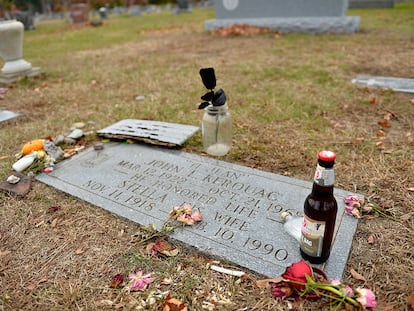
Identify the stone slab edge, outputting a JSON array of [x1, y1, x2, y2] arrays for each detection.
[[0, 67, 41, 85], [205, 16, 360, 34], [349, 0, 394, 8]]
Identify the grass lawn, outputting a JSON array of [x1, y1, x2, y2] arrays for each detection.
[[1, 2, 413, 310]]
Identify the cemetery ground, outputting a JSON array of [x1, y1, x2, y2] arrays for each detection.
[[1, 3, 413, 310]]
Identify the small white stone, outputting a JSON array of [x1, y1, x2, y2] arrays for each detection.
[[72, 122, 86, 129], [7, 175, 21, 184]]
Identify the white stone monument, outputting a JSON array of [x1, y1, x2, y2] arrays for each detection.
[[0, 20, 41, 84]]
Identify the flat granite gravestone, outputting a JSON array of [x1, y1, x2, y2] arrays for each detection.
[[0, 110, 22, 123], [352, 75, 414, 94], [36, 142, 359, 280]]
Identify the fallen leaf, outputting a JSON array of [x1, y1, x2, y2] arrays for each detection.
[[110, 273, 125, 288], [408, 293, 414, 309], [0, 250, 11, 257], [49, 205, 61, 213], [367, 235, 375, 244], [407, 132, 413, 142], [256, 277, 284, 289], [75, 247, 85, 255], [376, 129, 386, 138], [350, 268, 366, 282], [26, 277, 48, 290], [163, 294, 188, 311], [383, 112, 392, 120], [51, 218, 58, 228], [38, 276, 48, 284], [369, 96, 376, 104], [400, 213, 414, 221], [378, 119, 391, 128], [145, 239, 180, 257]]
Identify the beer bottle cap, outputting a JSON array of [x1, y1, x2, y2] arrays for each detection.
[[318, 150, 336, 162]]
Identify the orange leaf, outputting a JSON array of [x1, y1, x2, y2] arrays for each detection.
[[145, 239, 180, 257], [350, 268, 366, 282], [75, 247, 85, 255], [408, 293, 414, 309], [377, 119, 391, 128], [163, 294, 188, 311], [376, 129, 386, 138]]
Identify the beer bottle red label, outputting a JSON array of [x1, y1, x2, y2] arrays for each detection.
[[300, 150, 337, 264]]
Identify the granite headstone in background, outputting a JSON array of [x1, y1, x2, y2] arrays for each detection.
[[349, 0, 394, 8], [70, 3, 89, 25], [205, 0, 360, 34], [36, 143, 359, 280], [0, 20, 41, 84]]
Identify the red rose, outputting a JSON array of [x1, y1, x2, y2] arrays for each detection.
[[282, 260, 313, 289]]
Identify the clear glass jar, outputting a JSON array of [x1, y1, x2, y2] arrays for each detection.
[[202, 103, 232, 156]]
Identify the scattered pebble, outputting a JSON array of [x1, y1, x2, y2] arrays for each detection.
[[64, 137, 76, 145], [67, 129, 84, 139], [135, 95, 145, 101], [53, 135, 65, 146], [7, 175, 21, 184], [93, 143, 104, 150], [44, 140, 64, 161], [72, 122, 86, 129]]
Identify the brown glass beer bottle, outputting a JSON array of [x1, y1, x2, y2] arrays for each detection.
[[300, 150, 338, 264]]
